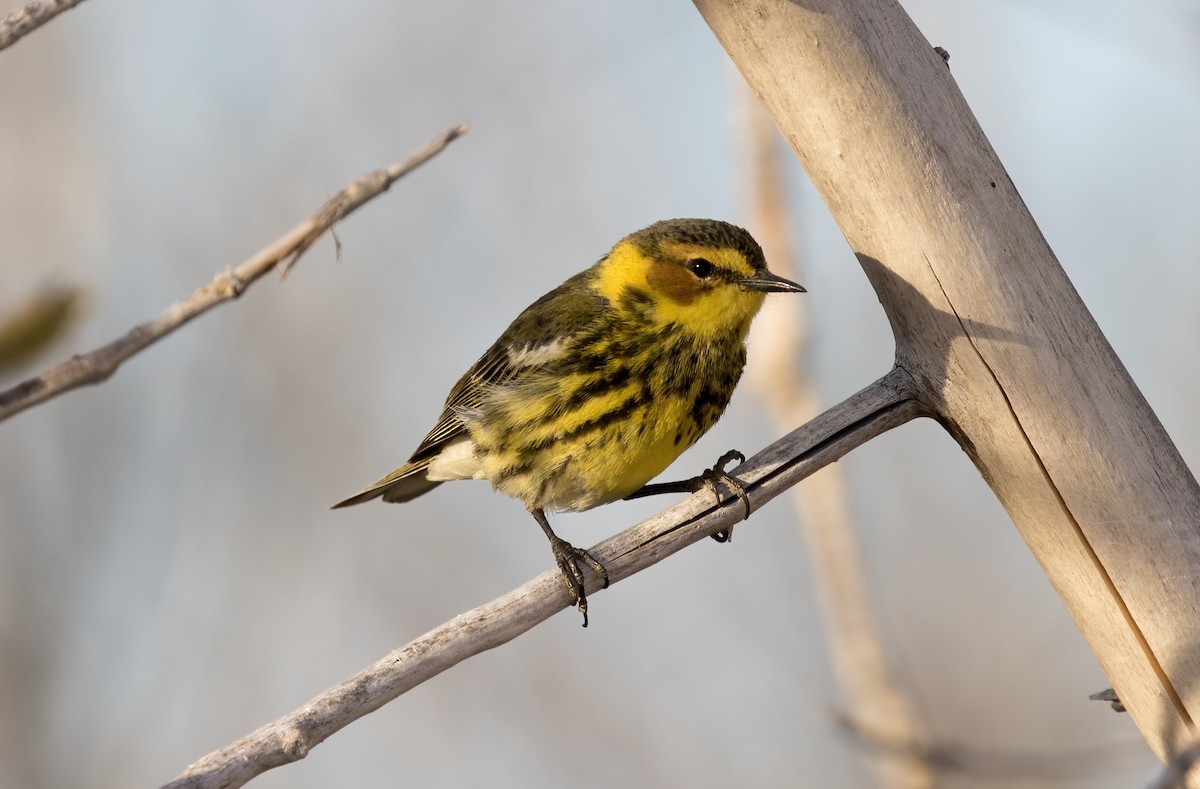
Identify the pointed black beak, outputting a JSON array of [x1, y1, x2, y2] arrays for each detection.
[[739, 269, 806, 293]]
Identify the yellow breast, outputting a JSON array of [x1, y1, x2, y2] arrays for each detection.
[[471, 329, 746, 512]]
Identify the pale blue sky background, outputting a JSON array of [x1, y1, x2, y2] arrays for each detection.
[[1, 2, 1198, 787]]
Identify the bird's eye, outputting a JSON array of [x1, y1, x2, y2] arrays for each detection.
[[686, 258, 715, 279]]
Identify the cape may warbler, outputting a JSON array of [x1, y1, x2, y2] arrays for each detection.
[[334, 218, 803, 625]]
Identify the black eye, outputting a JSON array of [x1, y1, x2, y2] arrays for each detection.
[[686, 258, 715, 279]]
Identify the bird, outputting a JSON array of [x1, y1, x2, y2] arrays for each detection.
[[334, 218, 804, 625]]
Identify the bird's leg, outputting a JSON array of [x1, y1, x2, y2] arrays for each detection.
[[623, 449, 751, 541], [530, 507, 610, 628]]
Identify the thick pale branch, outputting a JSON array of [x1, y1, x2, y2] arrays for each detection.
[[164, 368, 923, 789], [696, 0, 1200, 769], [0, 124, 467, 423], [0, 0, 88, 51]]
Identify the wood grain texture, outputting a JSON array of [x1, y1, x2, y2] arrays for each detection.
[[694, 0, 1200, 767]]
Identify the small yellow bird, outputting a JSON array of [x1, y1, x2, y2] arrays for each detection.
[[334, 219, 804, 625]]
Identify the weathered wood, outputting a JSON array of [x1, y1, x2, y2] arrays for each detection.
[[694, 0, 1200, 766], [165, 371, 923, 788]]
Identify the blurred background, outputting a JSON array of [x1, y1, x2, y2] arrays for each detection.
[[2, 1, 1198, 786]]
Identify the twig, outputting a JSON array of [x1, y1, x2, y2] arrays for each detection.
[[163, 368, 923, 789], [0, 0, 88, 51], [0, 124, 468, 423]]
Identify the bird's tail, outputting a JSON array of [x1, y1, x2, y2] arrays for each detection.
[[332, 459, 442, 508]]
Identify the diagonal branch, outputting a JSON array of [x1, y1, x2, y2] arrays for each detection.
[[0, 0, 89, 51], [0, 124, 468, 423], [695, 0, 1200, 762], [163, 367, 925, 789]]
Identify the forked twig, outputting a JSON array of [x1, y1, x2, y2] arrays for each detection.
[[0, 124, 468, 423]]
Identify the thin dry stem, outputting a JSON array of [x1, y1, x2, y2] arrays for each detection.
[[0, 0, 88, 51], [739, 90, 934, 789], [0, 124, 468, 423], [164, 369, 923, 789]]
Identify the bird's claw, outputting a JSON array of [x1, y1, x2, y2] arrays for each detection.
[[618, 449, 752, 542], [695, 449, 750, 542], [548, 535, 609, 628]]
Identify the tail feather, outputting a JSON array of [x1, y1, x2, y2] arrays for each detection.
[[332, 460, 442, 508]]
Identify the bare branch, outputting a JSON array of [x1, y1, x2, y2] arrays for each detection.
[[739, 90, 934, 789], [695, 0, 1200, 763], [0, 0, 88, 51], [0, 124, 468, 423], [163, 368, 923, 789]]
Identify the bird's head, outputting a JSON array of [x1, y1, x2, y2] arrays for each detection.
[[593, 218, 804, 337]]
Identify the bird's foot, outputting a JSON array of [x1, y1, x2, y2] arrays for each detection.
[[622, 449, 752, 542], [547, 534, 610, 628], [695, 449, 750, 542]]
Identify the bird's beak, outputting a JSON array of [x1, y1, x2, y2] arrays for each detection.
[[739, 269, 806, 293]]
